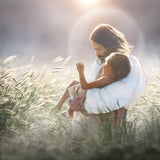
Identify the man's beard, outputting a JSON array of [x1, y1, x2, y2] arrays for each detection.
[[98, 55, 106, 64], [98, 55, 105, 60], [98, 51, 110, 63]]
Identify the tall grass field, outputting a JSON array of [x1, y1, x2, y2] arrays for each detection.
[[0, 56, 160, 160]]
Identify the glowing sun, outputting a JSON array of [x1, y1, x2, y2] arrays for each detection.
[[79, 0, 99, 8]]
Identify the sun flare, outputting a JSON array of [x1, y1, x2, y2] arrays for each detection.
[[79, 0, 99, 8]]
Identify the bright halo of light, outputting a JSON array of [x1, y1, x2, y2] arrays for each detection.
[[78, 0, 98, 7], [68, 8, 144, 62]]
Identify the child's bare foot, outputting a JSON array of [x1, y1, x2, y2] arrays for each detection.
[[61, 110, 69, 117], [52, 104, 62, 111], [60, 110, 72, 118]]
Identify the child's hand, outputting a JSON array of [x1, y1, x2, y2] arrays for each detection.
[[76, 62, 84, 72]]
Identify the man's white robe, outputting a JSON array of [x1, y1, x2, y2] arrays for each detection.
[[84, 54, 145, 114]]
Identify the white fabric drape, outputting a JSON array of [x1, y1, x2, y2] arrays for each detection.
[[85, 54, 145, 114]]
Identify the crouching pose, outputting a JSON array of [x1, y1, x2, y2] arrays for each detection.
[[53, 24, 145, 125], [53, 53, 131, 119]]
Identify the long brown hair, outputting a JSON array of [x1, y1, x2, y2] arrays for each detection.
[[90, 24, 133, 57]]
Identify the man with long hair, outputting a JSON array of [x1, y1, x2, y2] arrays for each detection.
[[63, 24, 145, 124]]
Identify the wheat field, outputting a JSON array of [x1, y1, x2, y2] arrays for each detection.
[[0, 56, 160, 160]]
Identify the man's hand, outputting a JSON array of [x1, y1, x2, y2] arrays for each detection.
[[76, 62, 84, 73], [69, 95, 86, 111]]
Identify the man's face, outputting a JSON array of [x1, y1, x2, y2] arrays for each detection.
[[91, 41, 109, 60]]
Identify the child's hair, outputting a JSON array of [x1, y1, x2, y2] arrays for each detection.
[[107, 53, 131, 81]]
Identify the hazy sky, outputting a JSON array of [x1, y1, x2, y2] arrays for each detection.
[[0, 0, 160, 63]]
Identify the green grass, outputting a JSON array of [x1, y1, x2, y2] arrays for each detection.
[[0, 56, 160, 160]]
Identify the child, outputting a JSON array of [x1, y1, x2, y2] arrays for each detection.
[[53, 53, 131, 117]]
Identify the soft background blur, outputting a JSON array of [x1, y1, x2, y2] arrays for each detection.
[[0, 2, 160, 159], [0, 0, 160, 64]]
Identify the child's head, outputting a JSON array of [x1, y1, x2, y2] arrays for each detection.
[[103, 53, 131, 81]]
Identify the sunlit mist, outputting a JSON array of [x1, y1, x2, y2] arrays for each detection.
[[0, 1, 160, 160], [77, 0, 99, 8], [0, 0, 159, 64]]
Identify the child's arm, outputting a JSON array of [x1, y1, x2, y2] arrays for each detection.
[[76, 63, 115, 90]]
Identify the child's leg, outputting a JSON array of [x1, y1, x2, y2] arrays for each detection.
[[53, 88, 70, 110], [53, 80, 79, 111]]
